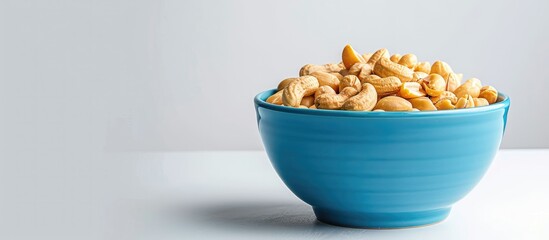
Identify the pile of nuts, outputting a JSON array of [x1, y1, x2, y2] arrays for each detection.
[[266, 45, 499, 111]]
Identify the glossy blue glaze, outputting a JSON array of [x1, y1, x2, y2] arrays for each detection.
[[254, 89, 510, 228]]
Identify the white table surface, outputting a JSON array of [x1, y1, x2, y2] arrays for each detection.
[[1, 149, 547, 240]]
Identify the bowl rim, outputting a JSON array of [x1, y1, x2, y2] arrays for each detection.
[[254, 89, 510, 118]]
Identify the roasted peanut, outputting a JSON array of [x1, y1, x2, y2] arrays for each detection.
[[266, 90, 284, 105], [298, 105, 309, 109], [430, 91, 458, 104], [348, 62, 373, 78], [314, 85, 336, 102], [390, 54, 402, 63], [453, 78, 482, 98], [398, 54, 418, 69], [358, 71, 374, 82], [367, 48, 390, 66], [414, 62, 431, 74], [299, 64, 326, 76], [412, 72, 428, 83], [342, 44, 366, 69], [277, 77, 297, 91], [373, 57, 414, 82], [299, 63, 343, 76], [446, 72, 462, 92], [421, 74, 447, 97], [342, 83, 378, 111], [409, 97, 437, 111], [359, 74, 381, 84], [479, 86, 498, 104], [373, 109, 385, 112], [473, 98, 489, 107], [455, 94, 475, 109], [325, 63, 345, 72], [339, 75, 362, 92], [310, 71, 340, 92], [316, 87, 358, 109], [399, 82, 426, 99], [410, 108, 420, 111], [364, 76, 402, 97], [300, 96, 314, 107], [282, 76, 320, 107], [430, 61, 453, 79], [468, 78, 482, 88], [434, 98, 455, 110], [330, 72, 344, 81], [309, 105, 317, 109], [374, 96, 413, 111]]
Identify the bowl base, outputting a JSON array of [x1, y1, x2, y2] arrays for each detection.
[[313, 207, 451, 229]]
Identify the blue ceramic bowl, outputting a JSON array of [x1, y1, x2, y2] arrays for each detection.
[[254, 89, 510, 228]]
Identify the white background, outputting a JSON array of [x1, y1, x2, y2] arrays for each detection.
[[1, 0, 547, 151]]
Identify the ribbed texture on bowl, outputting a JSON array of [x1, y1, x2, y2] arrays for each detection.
[[254, 89, 510, 228]]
